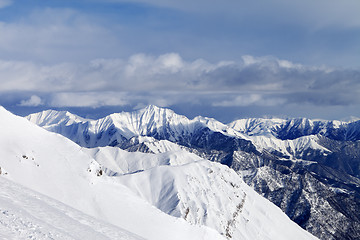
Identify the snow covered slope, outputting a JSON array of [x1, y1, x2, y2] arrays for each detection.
[[84, 144, 202, 175], [115, 160, 317, 240], [0, 176, 143, 240], [0, 106, 226, 240]]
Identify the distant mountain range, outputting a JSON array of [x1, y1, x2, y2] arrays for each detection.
[[26, 105, 360, 239], [0, 105, 316, 240]]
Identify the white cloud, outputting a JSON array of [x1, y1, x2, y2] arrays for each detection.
[[18, 95, 43, 107], [50, 92, 129, 108], [213, 94, 286, 107], [48, 91, 179, 109], [213, 94, 262, 107], [0, 8, 120, 63], [0, 0, 12, 8]]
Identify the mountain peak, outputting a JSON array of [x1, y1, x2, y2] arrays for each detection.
[[139, 104, 175, 115], [144, 104, 163, 111], [26, 109, 87, 127]]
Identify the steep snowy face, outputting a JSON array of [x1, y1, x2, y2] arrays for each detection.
[[98, 157, 317, 240], [109, 105, 201, 138]]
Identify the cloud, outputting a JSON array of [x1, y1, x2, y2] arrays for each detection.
[[49, 92, 129, 108], [1, 2, 359, 68], [106, 0, 360, 28], [1, 53, 360, 111], [18, 95, 43, 107], [0, 0, 12, 8], [0, 8, 121, 63], [213, 94, 286, 107], [48, 91, 187, 109]]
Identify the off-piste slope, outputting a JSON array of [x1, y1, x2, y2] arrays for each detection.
[[26, 105, 360, 239], [115, 160, 317, 240], [0, 176, 143, 240], [84, 145, 316, 239]]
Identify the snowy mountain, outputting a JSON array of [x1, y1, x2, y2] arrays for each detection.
[[230, 116, 360, 141], [26, 105, 207, 148], [0, 105, 317, 239], [26, 105, 360, 240], [26, 105, 338, 161]]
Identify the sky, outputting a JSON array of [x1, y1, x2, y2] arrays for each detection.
[[1, 0, 360, 122]]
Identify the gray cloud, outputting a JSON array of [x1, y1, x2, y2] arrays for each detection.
[[106, 0, 360, 29], [49, 92, 129, 108], [1, 1, 359, 68], [213, 94, 286, 107], [1, 53, 360, 113], [18, 95, 43, 107]]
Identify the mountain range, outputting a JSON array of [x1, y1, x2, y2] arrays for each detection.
[[25, 105, 360, 239], [0, 105, 317, 239]]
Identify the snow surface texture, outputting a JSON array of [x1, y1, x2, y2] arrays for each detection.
[[0, 177, 143, 240], [0, 105, 317, 239], [83, 141, 201, 175]]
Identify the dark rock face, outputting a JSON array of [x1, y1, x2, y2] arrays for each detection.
[[275, 118, 360, 141], [232, 152, 360, 240]]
